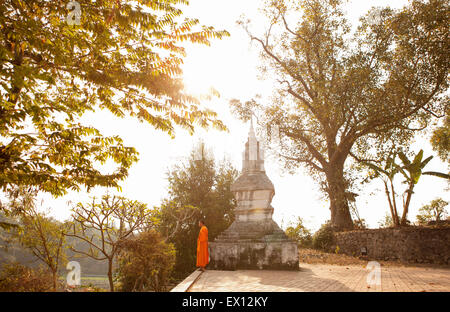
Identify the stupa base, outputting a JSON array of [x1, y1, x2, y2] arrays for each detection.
[[209, 221, 299, 271], [209, 240, 298, 271]]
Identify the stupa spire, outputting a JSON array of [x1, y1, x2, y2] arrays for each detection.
[[242, 118, 265, 172], [249, 117, 255, 138]]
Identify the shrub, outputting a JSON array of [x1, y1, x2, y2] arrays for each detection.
[[378, 214, 394, 228], [285, 217, 313, 248], [312, 222, 335, 252], [0, 263, 56, 292], [116, 230, 176, 292], [353, 219, 368, 230]]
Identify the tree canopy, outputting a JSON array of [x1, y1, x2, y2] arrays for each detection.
[[364, 149, 449, 226], [0, 186, 68, 290], [430, 114, 450, 163], [0, 0, 229, 196], [156, 143, 237, 276], [232, 0, 449, 230], [416, 197, 448, 224]]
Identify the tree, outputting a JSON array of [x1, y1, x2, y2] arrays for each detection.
[[396, 150, 449, 224], [285, 217, 312, 248], [116, 230, 176, 292], [430, 114, 450, 163], [156, 143, 237, 276], [155, 200, 200, 241], [67, 194, 153, 291], [232, 0, 449, 230], [4, 187, 67, 290], [363, 150, 403, 226], [0, 0, 229, 196], [18, 210, 68, 291], [365, 149, 449, 225], [416, 198, 448, 225]]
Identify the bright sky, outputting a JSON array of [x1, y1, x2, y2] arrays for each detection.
[[39, 0, 448, 232]]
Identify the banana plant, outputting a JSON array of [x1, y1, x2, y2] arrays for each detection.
[[363, 150, 402, 226], [396, 150, 450, 225]]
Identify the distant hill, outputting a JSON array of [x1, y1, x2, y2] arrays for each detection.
[[0, 220, 109, 276]]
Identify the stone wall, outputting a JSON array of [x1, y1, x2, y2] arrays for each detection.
[[332, 227, 450, 265]]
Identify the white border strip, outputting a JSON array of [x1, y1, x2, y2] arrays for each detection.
[[170, 269, 203, 292]]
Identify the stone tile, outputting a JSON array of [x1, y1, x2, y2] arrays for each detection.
[[187, 263, 450, 292]]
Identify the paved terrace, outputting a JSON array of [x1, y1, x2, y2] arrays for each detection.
[[175, 263, 450, 292]]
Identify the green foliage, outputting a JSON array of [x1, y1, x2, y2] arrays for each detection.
[[416, 198, 448, 225], [431, 114, 450, 163], [363, 149, 403, 226], [363, 150, 401, 183], [378, 214, 394, 228], [396, 150, 449, 225], [363, 149, 449, 226], [335, 245, 340, 254], [1, 186, 68, 290], [232, 0, 449, 230], [1, 189, 109, 276], [116, 230, 175, 292], [0, 226, 110, 276], [156, 143, 237, 277], [0, 0, 229, 196], [312, 222, 335, 252], [18, 212, 68, 290], [285, 217, 312, 248], [352, 219, 368, 230], [0, 263, 57, 292]]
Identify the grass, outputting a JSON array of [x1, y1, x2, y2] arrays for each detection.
[[59, 274, 109, 291], [81, 276, 108, 281], [80, 275, 109, 289]]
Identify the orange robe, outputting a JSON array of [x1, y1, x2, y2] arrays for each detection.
[[196, 225, 209, 268]]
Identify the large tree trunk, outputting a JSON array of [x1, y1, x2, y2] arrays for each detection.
[[326, 164, 353, 231]]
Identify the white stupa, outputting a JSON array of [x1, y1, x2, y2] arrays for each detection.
[[209, 121, 299, 270]]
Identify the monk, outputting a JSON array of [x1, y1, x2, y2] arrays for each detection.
[[196, 220, 209, 271]]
